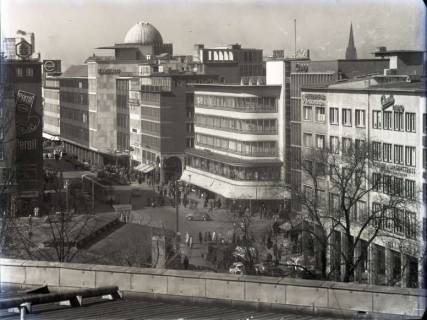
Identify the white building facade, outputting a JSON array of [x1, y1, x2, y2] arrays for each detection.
[[300, 81, 426, 288]]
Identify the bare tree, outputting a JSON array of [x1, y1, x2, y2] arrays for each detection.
[[289, 140, 417, 283], [11, 168, 98, 262]]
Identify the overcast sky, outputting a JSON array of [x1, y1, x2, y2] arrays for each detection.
[[2, 0, 425, 69]]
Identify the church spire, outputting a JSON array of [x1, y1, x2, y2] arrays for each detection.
[[345, 23, 357, 60]]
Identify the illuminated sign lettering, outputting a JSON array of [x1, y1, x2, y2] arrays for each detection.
[[374, 161, 416, 177]]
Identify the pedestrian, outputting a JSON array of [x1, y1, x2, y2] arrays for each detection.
[[208, 231, 212, 242], [185, 232, 190, 247], [189, 236, 193, 248], [183, 256, 189, 270], [212, 231, 216, 242], [199, 231, 203, 243], [204, 231, 208, 242]]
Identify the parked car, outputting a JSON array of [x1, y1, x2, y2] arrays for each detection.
[[229, 262, 245, 275], [185, 211, 212, 221]]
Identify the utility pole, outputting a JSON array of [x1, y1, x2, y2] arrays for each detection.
[[175, 180, 179, 233]]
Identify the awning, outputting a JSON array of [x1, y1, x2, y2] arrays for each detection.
[[134, 163, 156, 173], [180, 168, 290, 200], [43, 132, 60, 141]]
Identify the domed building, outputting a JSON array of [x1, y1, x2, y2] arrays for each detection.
[[124, 22, 163, 45], [97, 21, 173, 61]]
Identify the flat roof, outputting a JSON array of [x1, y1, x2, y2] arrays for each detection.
[[59, 65, 88, 78], [0, 295, 344, 319]]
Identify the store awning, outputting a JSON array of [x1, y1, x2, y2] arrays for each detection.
[[134, 163, 156, 173], [180, 168, 290, 200], [43, 132, 60, 141]]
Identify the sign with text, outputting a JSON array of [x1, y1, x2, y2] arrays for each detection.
[[43, 60, 61, 73], [98, 68, 121, 75], [301, 93, 326, 107]]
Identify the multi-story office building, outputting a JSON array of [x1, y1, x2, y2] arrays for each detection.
[[181, 83, 289, 210], [0, 53, 43, 216], [129, 67, 217, 183], [192, 44, 264, 83], [44, 22, 175, 166], [298, 50, 426, 287], [42, 76, 60, 136]]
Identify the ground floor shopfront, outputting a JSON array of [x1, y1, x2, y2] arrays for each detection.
[[291, 223, 420, 288], [180, 166, 290, 216]]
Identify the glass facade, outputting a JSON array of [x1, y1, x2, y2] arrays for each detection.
[[195, 114, 277, 134], [187, 155, 280, 181], [195, 94, 277, 113]]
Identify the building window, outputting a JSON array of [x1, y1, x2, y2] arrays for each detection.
[[355, 139, 365, 153], [303, 160, 313, 174], [303, 133, 312, 148], [383, 143, 392, 163], [372, 202, 383, 228], [405, 113, 416, 132], [303, 106, 312, 121], [316, 134, 325, 149], [423, 148, 427, 169], [25, 67, 34, 77], [383, 175, 392, 194], [394, 209, 404, 235], [303, 185, 313, 201], [355, 109, 365, 127], [423, 114, 426, 133], [330, 136, 339, 154], [383, 111, 392, 130], [394, 177, 404, 197], [315, 107, 326, 122], [16, 67, 23, 77], [394, 112, 404, 131], [372, 141, 382, 161], [405, 146, 416, 167], [0, 142, 3, 160], [394, 145, 404, 164], [423, 183, 427, 204], [383, 208, 393, 232], [342, 108, 352, 126], [405, 211, 416, 239], [372, 110, 381, 129], [405, 179, 416, 199], [372, 172, 381, 191], [329, 107, 339, 125], [342, 137, 352, 154]]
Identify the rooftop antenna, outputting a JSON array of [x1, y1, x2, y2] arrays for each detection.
[[294, 19, 297, 58]]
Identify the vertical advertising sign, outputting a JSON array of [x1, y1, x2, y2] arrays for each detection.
[[15, 89, 42, 191]]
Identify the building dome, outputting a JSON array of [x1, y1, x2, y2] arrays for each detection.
[[124, 22, 163, 45]]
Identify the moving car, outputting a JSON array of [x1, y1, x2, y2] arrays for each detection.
[[185, 211, 212, 221]]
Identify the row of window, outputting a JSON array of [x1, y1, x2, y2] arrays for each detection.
[[304, 106, 366, 127], [195, 133, 277, 157], [372, 142, 416, 167], [60, 79, 87, 89], [43, 102, 59, 114], [372, 110, 416, 132], [43, 90, 59, 100], [61, 123, 88, 142], [372, 203, 417, 239], [60, 107, 88, 124], [326, 192, 417, 239], [195, 95, 277, 113], [303, 106, 418, 133], [44, 116, 60, 127], [60, 91, 88, 105], [195, 114, 277, 134], [372, 173, 416, 199], [187, 155, 280, 181], [117, 114, 129, 129], [16, 67, 34, 78], [141, 134, 160, 150]]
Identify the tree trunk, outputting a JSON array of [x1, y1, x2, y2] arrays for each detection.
[[343, 233, 354, 282], [320, 243, 327, 280]]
